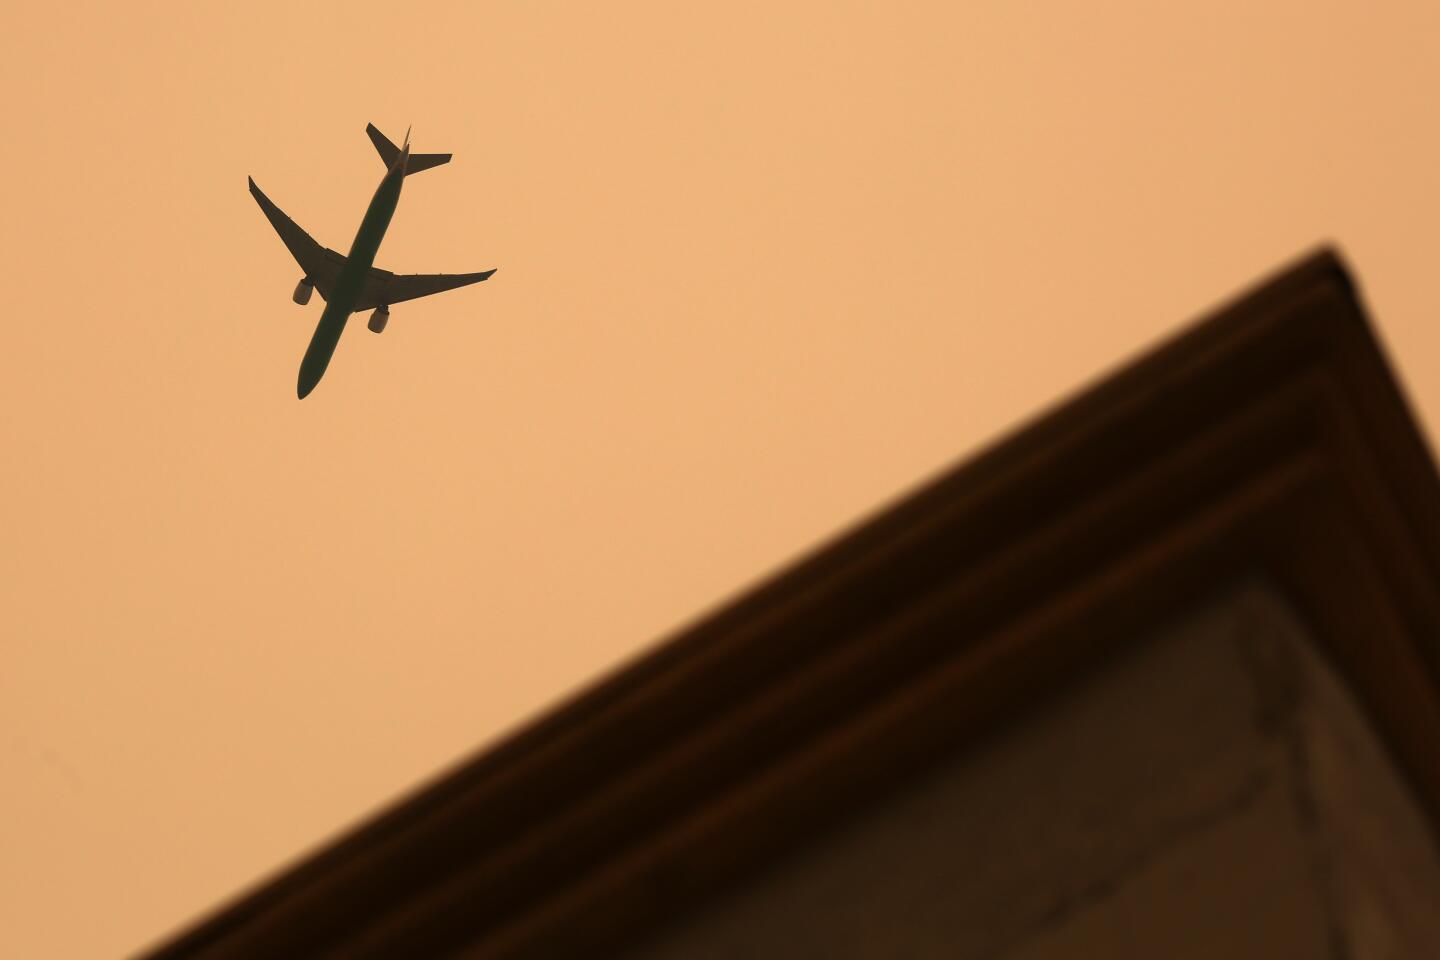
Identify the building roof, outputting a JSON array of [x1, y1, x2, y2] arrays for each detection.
[[146, 248, 1440, 959]]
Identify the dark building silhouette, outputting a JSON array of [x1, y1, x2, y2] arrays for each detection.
[[145, 249, 1440, 958]]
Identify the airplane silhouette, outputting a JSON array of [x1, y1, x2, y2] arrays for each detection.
[[249, 124, 496, 398]]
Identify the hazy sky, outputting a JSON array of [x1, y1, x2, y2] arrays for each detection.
[[3, 1, 1439, 955]]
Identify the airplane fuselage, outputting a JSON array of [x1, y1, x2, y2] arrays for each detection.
[[296, 145, 409, 398]]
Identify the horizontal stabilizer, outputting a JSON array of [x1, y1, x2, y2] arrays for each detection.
[[404, 152, 451, 175], [366, 123, 400, 166], [365, 123, 452, 176]]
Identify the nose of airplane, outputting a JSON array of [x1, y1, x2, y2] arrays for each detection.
[[298, 355, 325, 398]]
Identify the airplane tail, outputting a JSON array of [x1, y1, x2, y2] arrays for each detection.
[[365, 123, 451, 176]]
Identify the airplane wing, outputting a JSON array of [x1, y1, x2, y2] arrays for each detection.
[[247, 177, 345, 301], [355, 267, 498, 312], [250, 176, 494, 313]]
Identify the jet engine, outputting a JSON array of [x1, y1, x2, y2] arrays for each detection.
[[293, 278, 313, 305], [368, 305, 390, 334]]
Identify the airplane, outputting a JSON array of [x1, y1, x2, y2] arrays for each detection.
[[249, 123, 496, 398]]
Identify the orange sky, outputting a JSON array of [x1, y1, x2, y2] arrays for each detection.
[[3, 2, 1439, 955]]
